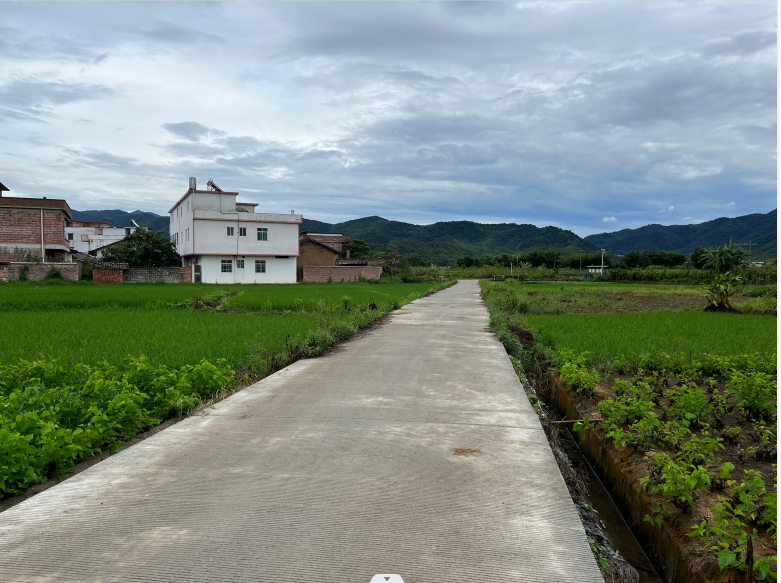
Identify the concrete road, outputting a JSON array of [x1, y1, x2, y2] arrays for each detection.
[[0, 280, 602, 583]]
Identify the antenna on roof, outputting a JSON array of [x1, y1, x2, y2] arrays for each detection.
[[206, 178, 223, 192]]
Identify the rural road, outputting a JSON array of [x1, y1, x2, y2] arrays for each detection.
[[0, 280, 602, 583]]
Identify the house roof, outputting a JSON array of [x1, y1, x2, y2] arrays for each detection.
[[168, 189, 240, 213], [300, 237, 340, 254], [0, 181, 9, 192], [0, 196, 72, 219]]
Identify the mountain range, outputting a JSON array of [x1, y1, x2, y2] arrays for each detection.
[[72, 208, 777, 265], [584, 209, 776, 257]]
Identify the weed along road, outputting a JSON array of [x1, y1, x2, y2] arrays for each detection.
[[0, 281, 601, 583]]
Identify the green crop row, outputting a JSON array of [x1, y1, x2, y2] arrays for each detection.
[[570, 354, 777, 580], [0, 358, 239, 495]]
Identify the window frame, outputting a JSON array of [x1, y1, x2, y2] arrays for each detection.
[[255, 259, 266, 273], [227, 226, 235, 237], [236, 259, 245, 269], [221, 259, 233, 273], [257, 227, 268, 241], [239, 227, 247, 237]]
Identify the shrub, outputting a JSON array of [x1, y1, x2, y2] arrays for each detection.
[[43, 267, 64, 281]]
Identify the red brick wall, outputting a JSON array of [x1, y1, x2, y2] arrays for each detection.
[[8, 262, 81, 282], [43, 210, 67, 246], [180, 267, 192, 282], [94, 269, 124, 284], [0, 208, 68, 259], [302, 266, 382, 283]]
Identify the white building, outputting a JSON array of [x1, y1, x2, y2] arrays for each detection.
[[65, 220, 148, 256], [169, 178, 301, 283]]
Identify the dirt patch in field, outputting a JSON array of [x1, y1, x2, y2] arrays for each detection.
[[570, 292, 729, 314], [509, 324, 536, 345]]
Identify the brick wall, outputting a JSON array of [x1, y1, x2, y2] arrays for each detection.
[[0, 245, 36, 262], [94, 269, 123, 284], [93, 266, 192, 284], [0, 209, 67, 247], [302, 266, 382, 283], [125, 267, 189, 283], [7, 262, 81, 282], [297, 240, 339, 268]]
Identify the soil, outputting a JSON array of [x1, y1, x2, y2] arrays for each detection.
[[571, 293, 710, 314], [509, 324, 536, 345], [451, 447, 482, 457]]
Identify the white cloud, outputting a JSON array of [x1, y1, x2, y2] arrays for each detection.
[[602, 216, 617, 222], [668, 205, 675, 211], [728, 201, 735, 206]]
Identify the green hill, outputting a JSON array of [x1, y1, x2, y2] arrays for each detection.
[[584, 210, 777, 258], [72, 209, 170, 236], [302, 216, 596, 265]]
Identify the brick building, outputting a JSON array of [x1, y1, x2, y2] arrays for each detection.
[[296, 237, 340, 281], [299, 232, 351, 253], [0, 184, 73, 262]]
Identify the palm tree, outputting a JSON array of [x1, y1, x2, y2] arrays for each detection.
[[702, 238, 749, 274]]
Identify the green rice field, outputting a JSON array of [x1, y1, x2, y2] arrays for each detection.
[[525, 311, 776, 364], [0, 281, 446, 368]]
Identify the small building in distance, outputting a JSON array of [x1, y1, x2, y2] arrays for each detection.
[[169, 177, 302, 283], [586, 265, 606, 274], [297, 236, 340, 281], [299, 232, 351, 253], [65, 219, 151, 255], [0, 183, 74, 262]]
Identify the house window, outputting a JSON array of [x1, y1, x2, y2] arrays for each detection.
[[67, 233, 74, 241], [186, 201, 189, 212], [227, 227, 235, 236], [221, 259, 233, 273], [257, 228, 268, 241], [186, 228, 189, 242], [236, 259, 245, 269], [255, 260, 266, 273], [239, 227, 246, 237]]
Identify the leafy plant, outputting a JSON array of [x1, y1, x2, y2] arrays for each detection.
[[727, 370, 776, 419], [704, 271, 742, 311], [43, 267, 64, 281], [642, 453, 711, 522], [689, 471, 777, 579], [702, 238, 750, 274], [558, 350, 601, 394]]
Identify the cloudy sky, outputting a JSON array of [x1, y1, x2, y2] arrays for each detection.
[[0, 2, 776, 235]]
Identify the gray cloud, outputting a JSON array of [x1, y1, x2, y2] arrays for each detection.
[[0, 2, 775, 233]]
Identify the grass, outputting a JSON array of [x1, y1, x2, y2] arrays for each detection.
[[525, 311, 776, 365]]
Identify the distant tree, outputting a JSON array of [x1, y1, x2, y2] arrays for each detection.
[[456, 255, 475, 268], [495, 253, 514, 267], [568, 251, 613, 269], [101, 228, 180, 267], [518, 250, 561, 268], [619, 250, 685, 269], [407, 255, 429, 267], [477, 254, 496, 267], [690, 247, 709, 269], [702, 238, 749, 274], [342, 239, 372, 258]]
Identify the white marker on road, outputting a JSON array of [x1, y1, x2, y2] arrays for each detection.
[[370, 575, 405, 583]]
